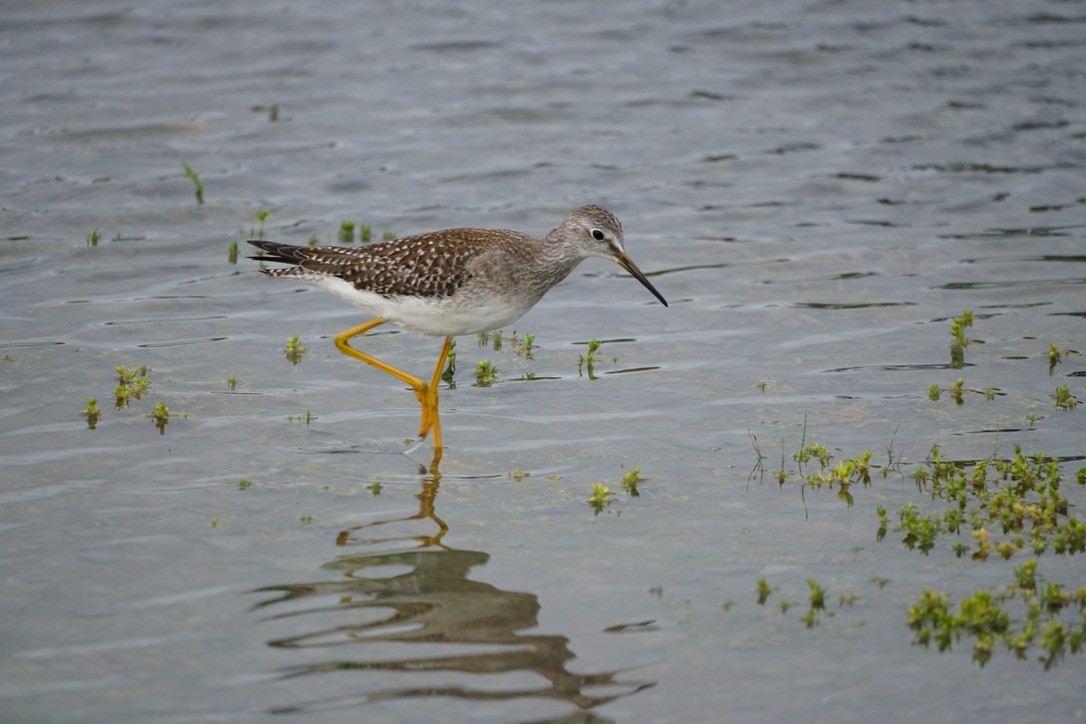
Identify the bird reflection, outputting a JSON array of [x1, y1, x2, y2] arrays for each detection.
[[250, 448, 653, 717]]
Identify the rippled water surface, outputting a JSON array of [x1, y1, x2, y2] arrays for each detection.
[[2, 0, 1085, 721]]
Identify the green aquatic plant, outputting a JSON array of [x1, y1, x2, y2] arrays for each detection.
[[367, 480, 382, 495], [949, 377, 965, 405], [151, 402, 169, 434], [360, 224, 372, 243], [908, 566, 1086, 669], [474, 359, 499, 387], [338, 221, 355, 244], [86, 228, 100, 247], [181, 161, 204, 204], [578, 339, 603, 380], [587, 483, 614, 515], [238, 478, 252, 491], [1047, 342, 1067, 376], [1053, 385, 1078, 411], [285, 334, 306, 365], [491, 329, 503, 351], [81, 398, 100, 430], [382, 230, 396, 241], [519, 332, 536, 357], [255, 209, 269, 239], [113, 364, 150, 407], [287, 409, 314, 425], [887, 445, 1084, 560], [622, 467, 645, 496], [808, 578, 827, 610], [756, 578, 773, 605], [949, 309, 974, 369], [228, 241, 238, 264], [227, 377, 238, 392]]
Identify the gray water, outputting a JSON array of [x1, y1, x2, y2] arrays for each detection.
[[2, 0, 1085, 721]]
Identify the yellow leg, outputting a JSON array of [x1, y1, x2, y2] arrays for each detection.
[[425, 337, 453, 451], [333, 318, 437, 440]]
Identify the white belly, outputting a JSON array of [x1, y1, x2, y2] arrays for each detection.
[[314, 276, 533, 336]]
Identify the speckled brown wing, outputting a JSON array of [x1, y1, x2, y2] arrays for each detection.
[[248, 229, 533, 299]]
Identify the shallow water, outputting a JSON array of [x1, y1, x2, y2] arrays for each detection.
[[2, 0, 1085, 721]]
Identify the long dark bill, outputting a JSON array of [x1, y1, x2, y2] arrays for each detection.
[[616, 252, 668, 307]]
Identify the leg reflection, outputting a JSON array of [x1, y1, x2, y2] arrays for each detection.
[[250, 455, 654, 717]]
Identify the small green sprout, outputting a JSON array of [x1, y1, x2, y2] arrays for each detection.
[[1047, 342, 1068, 376], [338, 221, 355, 244], [474, 359, 499, 387], [228, 241, 238, 264], [927, 383, 941, 401], [622, 467, 645, 496], [181, 161, 204, 204], [367, 480, 382, 495], [254, 209, 269, 238], [1053, 385, 1078, 411], [81, 398, 100, 430], [114, 384, 131, 409], [298, 514, 313, 524], [756, 578, 773, 605], [949, 377, 965, 405], [285, 334, 306, 365], [86, 228, 100, 247], [360, 224, 372, 243], [308, 235, 319, 247], [949, 309, 973, 369], [807, 579, 826, 610], [382, 230, 396, 241], [509, 468, 529, 481], [491, 329, 503, 351], [587, 483, 613, 515], [151, 402, 170, 434], [578, 339, 603, 380], [227, 377, 238, 392], [238, 478, 252, 491]]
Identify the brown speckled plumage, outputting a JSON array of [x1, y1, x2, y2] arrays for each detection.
[[249, 228, 538, 299]]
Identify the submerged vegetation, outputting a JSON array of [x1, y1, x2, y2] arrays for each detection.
[[746, 307, 1084, 667], [949, 308, 973, 369], [181, 161, 204, 205], [284, 334, 306, 365], [578, 338, 603, 380], [474, 359, 499, 387], [908, 564, 1086, 669]]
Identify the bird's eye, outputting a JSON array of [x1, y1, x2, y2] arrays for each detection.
[[591, 229, 605, 241]]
